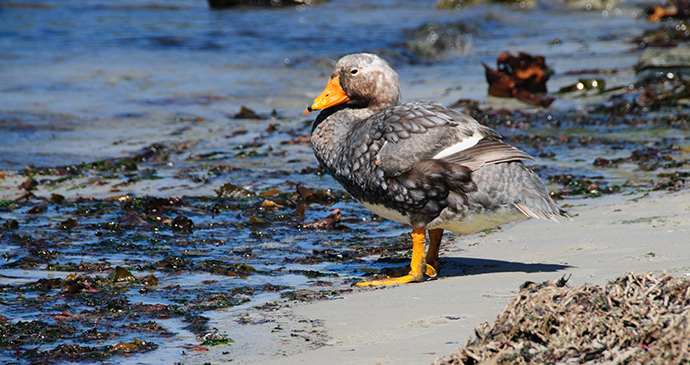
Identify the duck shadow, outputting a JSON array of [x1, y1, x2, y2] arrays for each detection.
[[437, 257, 571, 279]]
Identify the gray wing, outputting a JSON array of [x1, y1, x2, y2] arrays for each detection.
[[370, 101, 533, 176]]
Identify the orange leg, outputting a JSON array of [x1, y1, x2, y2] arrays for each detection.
[[425, 229, 443, 277], [356, 226, 427, 286]]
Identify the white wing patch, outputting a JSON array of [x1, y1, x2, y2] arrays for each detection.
[[432, 133, 482, 160]]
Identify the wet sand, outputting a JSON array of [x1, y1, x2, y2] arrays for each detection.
[[179, 189, 690, 365]]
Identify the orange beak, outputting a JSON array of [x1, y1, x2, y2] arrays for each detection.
[[304, 76, 350, 113]]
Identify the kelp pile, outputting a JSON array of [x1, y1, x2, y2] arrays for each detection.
[[434, 272, 690, 364]]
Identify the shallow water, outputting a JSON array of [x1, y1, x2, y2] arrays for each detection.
[[1, 0, 689, 363], [1, 0, 656, 168]]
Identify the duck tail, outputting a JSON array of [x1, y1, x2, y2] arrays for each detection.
[[514, 202, 572, 222]]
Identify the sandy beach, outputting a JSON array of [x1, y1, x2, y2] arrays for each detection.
[[179, 189, 690, 365]]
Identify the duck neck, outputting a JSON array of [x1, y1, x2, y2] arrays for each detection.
[[311, 106, 375, 175], [312, 106, 372, 138], [311, 103, 371, 134]]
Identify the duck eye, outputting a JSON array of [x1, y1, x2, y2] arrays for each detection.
[[350, 69, 359, 75]]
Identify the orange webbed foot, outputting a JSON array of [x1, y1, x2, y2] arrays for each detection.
[[355, 273, 424, 286], [425, 263, 438, 278], [355, 227, 430, 287]]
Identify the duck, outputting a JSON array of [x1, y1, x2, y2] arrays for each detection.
[[306, 53, 569, 286]]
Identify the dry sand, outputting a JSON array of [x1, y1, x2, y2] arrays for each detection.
[[181, 189, 690, 365]]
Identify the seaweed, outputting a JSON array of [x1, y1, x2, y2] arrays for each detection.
[[434, 273, 690, 365]]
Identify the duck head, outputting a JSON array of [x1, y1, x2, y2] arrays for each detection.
[[309, 53, 402, 114]]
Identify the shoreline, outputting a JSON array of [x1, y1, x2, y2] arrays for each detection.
[[181, 189, 690, 365]]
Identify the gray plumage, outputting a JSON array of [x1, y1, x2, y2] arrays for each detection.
[[310, 53, 569, 234]]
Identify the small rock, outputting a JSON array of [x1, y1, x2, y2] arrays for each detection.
[[232, 105, 263, 119], [636, 48, 690, 79]]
